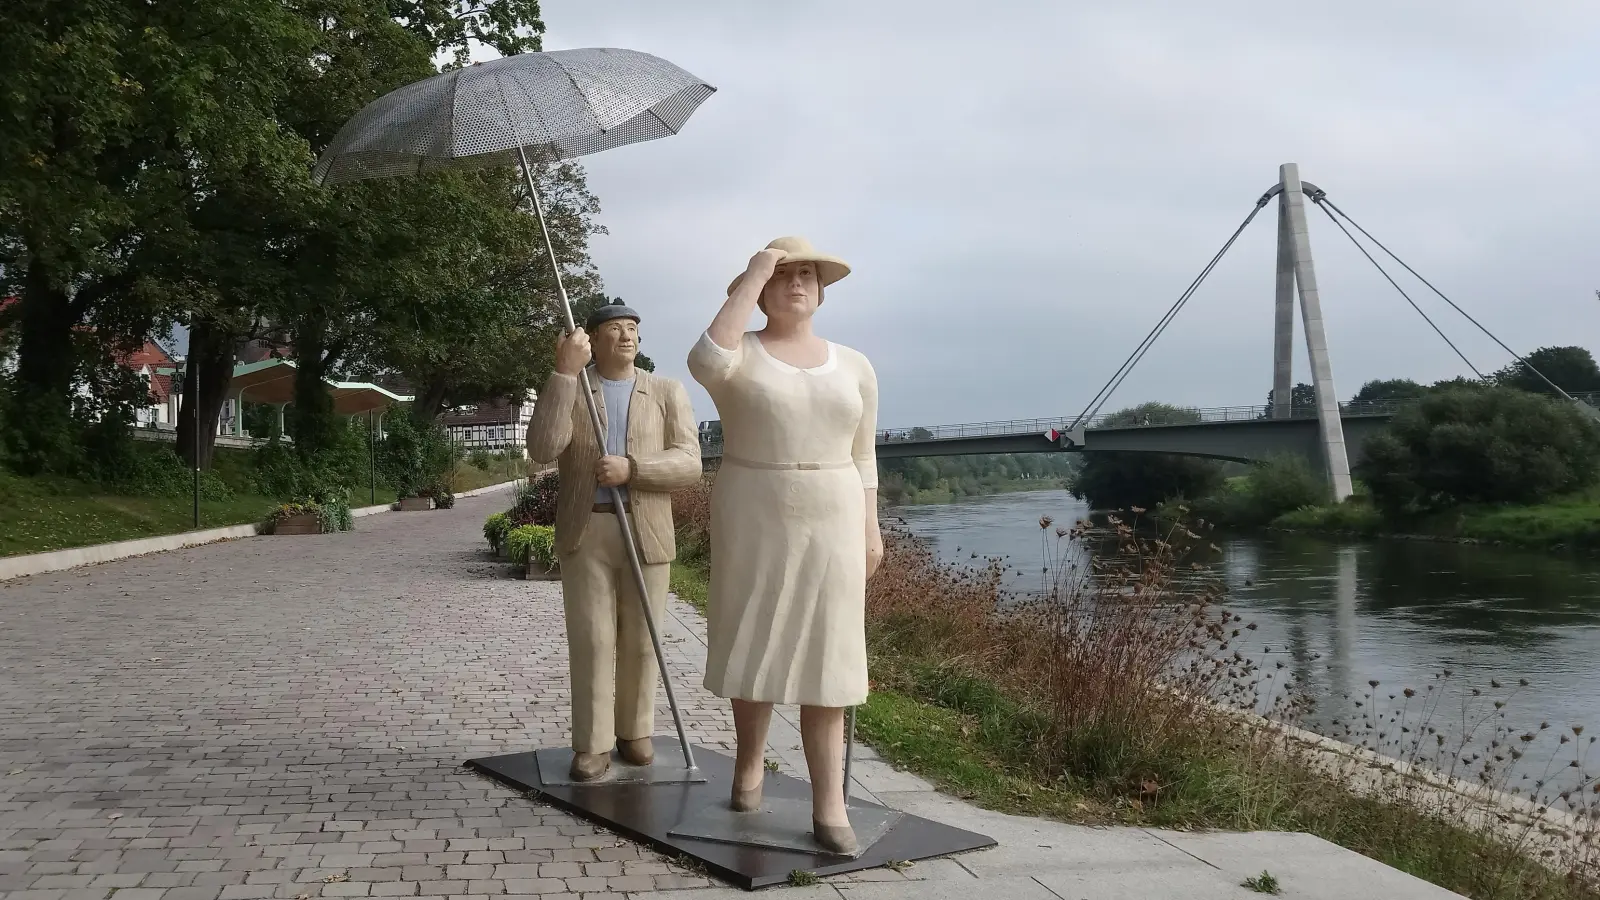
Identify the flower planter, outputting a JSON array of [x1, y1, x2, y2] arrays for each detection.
[[523, 561, 560, 581], [398, 497, 435, 512], [273, 513, 322, 536]]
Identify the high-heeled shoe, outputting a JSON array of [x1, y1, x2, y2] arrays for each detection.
[[813, 819, 858, 856], [730, 780, 763, 812]]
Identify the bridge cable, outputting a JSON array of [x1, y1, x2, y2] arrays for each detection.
[[1068, 197, 1272, 430], [1319, 198, 1577, 402], [1310, 198, 1484, 379]]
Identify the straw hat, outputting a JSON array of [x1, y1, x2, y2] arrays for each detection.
[[727, 236, 851, 296]]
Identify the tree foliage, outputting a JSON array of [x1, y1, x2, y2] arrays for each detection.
[[1493, 346, 1600, 397], [0, 0, 599, 485], [1265, 382, 1316, 410], [1356, 386, 1600, 516], [878, 452, 1078, 505], [1351, 379, 1429, 404], [1069, 403, 1223, 510]]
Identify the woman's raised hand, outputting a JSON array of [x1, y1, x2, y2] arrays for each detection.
[[743, 247, 786, 285]]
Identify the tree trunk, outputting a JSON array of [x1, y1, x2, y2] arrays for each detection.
[[414, 377, 450, 423], [13, 263, 78, 406], [2, 263, 85, 472], [289, 321, 336, 458], [177, 317, 236, 470]]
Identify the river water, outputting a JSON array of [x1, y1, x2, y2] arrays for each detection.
[[889, 489, 1600, 788]]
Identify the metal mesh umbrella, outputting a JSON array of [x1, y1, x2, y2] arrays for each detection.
[[313, 49, 715, 184], [312, 48, 716, 774]]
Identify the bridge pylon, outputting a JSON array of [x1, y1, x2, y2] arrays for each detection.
[[1270, 163, 1354, 502]]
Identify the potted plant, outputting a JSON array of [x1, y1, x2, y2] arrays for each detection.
[[484, 512, 512, 556], [506, 524, 558, 579], [265, 494, 353, 535], [268, 501, 323, 535]]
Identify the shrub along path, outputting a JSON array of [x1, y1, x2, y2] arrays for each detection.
[[0, 492, 1463, 899]]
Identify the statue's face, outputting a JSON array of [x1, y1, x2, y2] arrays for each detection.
[[760, 262, 820, 321], [591, 317, 639, 366]]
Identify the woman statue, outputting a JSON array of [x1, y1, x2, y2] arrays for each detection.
[[687, 236, 883, 855]]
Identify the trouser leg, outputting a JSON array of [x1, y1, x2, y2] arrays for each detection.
[[614, 543, 669, 743], [560, 517, 620, 755]]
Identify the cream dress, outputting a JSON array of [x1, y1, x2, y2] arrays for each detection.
[[687, 331, 878, 707]]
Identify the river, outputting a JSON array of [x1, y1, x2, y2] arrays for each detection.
[[889, 488, 1600, 792]]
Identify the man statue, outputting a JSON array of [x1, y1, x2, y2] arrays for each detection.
[[525, 300, 703, 780]]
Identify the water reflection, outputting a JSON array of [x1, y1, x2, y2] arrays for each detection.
[[890, 489, 1600, 784]]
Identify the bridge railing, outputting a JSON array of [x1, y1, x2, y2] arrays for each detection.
[[871, 399, 1417, 444], [698, 392, 1600, 456]]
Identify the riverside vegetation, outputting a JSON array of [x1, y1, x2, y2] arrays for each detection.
[[670, 475, 1599, 900], [877, 446, 1078, 505], [1074, 369, 1600, 551]]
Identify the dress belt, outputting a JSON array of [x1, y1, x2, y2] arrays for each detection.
[[721, 455, 854, 471]]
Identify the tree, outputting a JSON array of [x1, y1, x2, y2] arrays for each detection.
[[256, 0, 548, 453], [1356, 386, 1600, 516], [1069, 403, 1223, 510], [0, 0, 316, 471], [1351, 379, 1428, 404], [1265, 382, 1316, 411], [1494, 346, 1600, 397]]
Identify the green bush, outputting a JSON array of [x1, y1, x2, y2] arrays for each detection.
[[506, 523, 556, 570], [250, 421, 372, 502], [1271, 498, 1384, 533], [1191, 455, 1323, 527], [469, 449, 492, 470], [483, 512, 511, 550], [1356, 386, 1600, 516], [377, 415, 456, 499], [1069, 404, 1224, 510], [509, 471, 559, 526]]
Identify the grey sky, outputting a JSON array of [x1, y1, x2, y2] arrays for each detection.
[[516, 0, 1599, 429]]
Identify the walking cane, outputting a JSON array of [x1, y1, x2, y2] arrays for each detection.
[[517, 146, 697, 773]]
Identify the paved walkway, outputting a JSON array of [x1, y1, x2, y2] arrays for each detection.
[[0, 491, 1465, 899]]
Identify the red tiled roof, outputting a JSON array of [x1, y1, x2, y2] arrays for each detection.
[[120, 340, 174, 369]]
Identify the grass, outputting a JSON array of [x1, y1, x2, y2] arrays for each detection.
[[2, 442, 533, 559], [450, 456, 533, 494], [667, 479, 1600, 900], [1272, 492, 1600, 551], [1243, 871, 1282, 894], [0, 469, 287, 557], [668, 547, 709, 615]]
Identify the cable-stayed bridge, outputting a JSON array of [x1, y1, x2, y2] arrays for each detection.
[[699, 164, 1596, 500]]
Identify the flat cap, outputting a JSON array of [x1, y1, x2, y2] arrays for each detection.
[[585, 299, 640, 332]]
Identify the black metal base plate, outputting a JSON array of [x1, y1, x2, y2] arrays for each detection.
[[467, 741, 995, 890]]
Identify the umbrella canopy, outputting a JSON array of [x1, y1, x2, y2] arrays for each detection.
[[312, 48, 715, 185]]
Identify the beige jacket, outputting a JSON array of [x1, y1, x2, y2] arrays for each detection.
[[525, 366, 702, 563]]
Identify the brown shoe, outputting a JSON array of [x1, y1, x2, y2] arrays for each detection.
[[568, 751, 609, 782], [617, 737, 654, 767]]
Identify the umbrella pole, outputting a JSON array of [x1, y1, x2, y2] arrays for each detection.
[[516, 147, 697, 773], [843, 706, 856, 804]]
